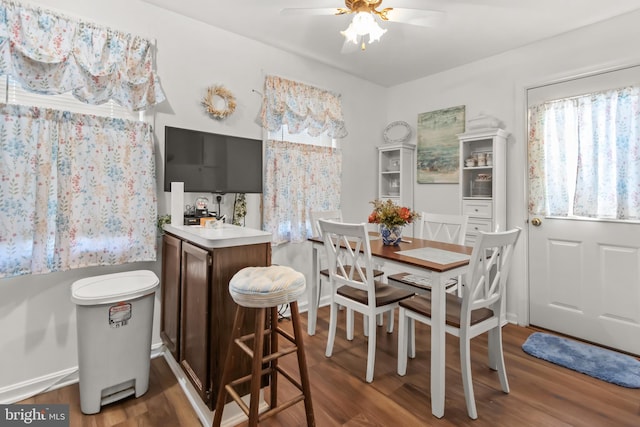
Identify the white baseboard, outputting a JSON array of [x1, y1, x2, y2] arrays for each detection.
[[162, 350, 267, 427], [0, 367, 79, 405], [0, 342, 164, 405]]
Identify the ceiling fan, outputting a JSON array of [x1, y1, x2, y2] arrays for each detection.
[[281, 0, 446, 51]]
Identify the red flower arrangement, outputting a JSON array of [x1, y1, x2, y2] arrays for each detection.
[[367, 199, 419, 229]]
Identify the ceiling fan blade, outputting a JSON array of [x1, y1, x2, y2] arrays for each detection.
[[385, 8, 446, 27], [280, 8, 340, 16]]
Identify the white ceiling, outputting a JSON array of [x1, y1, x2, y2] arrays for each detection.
[[143, 0, 640, 87]]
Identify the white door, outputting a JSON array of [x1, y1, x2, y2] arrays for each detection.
[[527, 66, 640, 355], [528, 217, 640, 354]]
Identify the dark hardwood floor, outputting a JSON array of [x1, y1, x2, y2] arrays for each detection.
[[20, 306, 640, 426]]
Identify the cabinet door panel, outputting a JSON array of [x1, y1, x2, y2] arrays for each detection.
[[160, 234, 182, 360], [210, 243, 271, 407], [180, 242, 211, 403]]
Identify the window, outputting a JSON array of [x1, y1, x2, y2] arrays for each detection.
[[268, 124, 336, 148], [0, 76, 143, 121], [258, 75, 348, 244], [264, 126, 342, 243], [0, 103, 157, 278], [528, 84, 640, 220], [0, 2, 165, 278]]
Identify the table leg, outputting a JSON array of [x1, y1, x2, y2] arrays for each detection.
[[307, 245, 319, 335], [430, 274, 446, 418]]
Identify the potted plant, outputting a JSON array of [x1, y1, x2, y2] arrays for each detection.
[[367, 199, 418, 245], [157, 214, 171, 235]]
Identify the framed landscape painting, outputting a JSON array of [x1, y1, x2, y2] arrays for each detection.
[[417, 105, 465, 183]]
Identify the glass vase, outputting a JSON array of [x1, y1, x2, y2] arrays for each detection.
[[380, 224, 403, 246]]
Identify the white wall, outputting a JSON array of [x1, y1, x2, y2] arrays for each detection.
[[0, 0, 383, 402], [386, 9, 640, 324]]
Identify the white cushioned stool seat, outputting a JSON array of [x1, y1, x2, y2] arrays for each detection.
[[230, 265, 306, 308]]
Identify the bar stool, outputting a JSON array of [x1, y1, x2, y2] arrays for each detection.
[[212, 265, 315, 427]]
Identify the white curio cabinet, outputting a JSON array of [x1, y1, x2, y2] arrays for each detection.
[[377, 142, 415, 208], [458, 128, 509, 245]]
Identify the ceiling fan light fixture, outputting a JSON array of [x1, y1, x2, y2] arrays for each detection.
[[367, 20, 387, 44], [341, 12, 387, 46], [340, 23, 358, 44]]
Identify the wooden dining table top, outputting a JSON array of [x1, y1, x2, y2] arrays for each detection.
[[308, 234, 473, 273]]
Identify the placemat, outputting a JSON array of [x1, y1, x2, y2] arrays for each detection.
[[395, 247, 470, 264]]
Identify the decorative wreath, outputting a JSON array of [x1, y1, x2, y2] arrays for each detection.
[[202, 85, 237, 119]]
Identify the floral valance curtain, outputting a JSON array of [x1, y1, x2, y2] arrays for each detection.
[[528, 85, 640, 220], [263, 140, 342, 244], [259, 75, 348, 138], [0, 0, 165, 111], [0, 104, 157, 278]]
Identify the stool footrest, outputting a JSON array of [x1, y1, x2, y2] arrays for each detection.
[[258, 394, 306, 422], [235, 328, 273, 359], [228, 367, 270, 389], [224, 384, 250, 416], [224, 366, 306, 420], [263, 345, 298, 364], [276, 326, 296, 344], [276, 366, 303, 393]]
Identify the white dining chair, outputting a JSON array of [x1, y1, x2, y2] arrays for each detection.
[[319, 219, 415, 383], [397, 228, 521, 419], [310, 209, 343, 238], [310, 210, 344, 308], [420, 212, 469, 291], [418, 212, 469, 246], [309, 210, 384, 335], [310, 210, 385, 326]]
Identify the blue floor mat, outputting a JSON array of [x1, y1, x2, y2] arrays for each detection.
[[522, 332, 640, 388]]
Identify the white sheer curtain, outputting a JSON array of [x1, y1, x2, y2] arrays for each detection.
[[0, 2, 164, 278], [262, 139, 342, 244], [528, 85, 640, 220], [0, 104, 157, 278], [259, 75, 346, 244]]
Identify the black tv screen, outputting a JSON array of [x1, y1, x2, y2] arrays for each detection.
[[163, 126, 263, 193]]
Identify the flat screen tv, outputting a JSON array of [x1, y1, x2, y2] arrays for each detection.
[[163, 126, 263, 193]]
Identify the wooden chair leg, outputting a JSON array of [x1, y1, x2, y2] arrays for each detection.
[[397, 307, 408, 376], [365, 311, 377, 383], [290, 301, 316, 426], [459, 331, 478, 420], [248, 308, 266, 427], [212, 305, 246, 427], [270, 306, 279, 410], [326, 301, 338, 357], [386, 308, 394, 333]]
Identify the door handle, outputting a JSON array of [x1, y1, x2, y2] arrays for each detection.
[[531, 217, 542, 227]]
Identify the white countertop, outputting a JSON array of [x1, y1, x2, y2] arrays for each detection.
[[163, 223, 272, 248]]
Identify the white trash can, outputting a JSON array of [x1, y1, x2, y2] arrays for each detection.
[[71, 270, 159, 414]]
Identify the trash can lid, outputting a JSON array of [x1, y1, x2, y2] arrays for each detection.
[[71, 270, 159, 305]]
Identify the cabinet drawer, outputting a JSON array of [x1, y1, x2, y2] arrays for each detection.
[[462, 200, 492, 218], [467, 218, 492, 234]]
